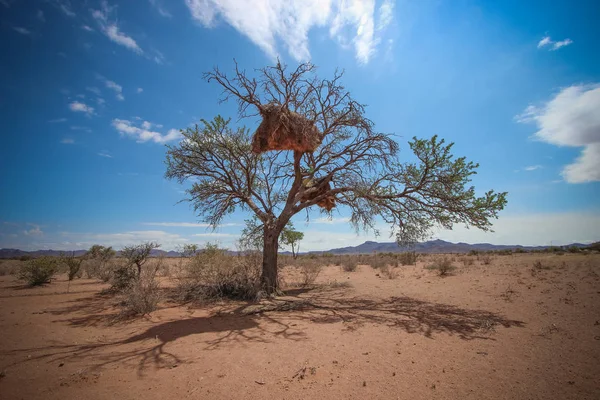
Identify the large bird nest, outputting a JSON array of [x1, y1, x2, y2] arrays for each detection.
[[300, 176, 336, 211], [252, 103, 322, 154]]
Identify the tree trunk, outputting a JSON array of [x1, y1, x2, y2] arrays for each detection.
[[261, 228, 280, 295]]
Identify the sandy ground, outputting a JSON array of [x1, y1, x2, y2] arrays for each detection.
[[1, 253, 599, 400]]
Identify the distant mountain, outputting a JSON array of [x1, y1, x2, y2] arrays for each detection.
[[1, 240, 590, 259], [304, 239, 589, 255]]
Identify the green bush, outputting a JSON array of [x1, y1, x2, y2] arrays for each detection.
[[18, 257, 58, 286]]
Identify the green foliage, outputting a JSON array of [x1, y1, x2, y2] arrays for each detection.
[[18, 257, 58, 286], [121, 242, 161, 275], [110, 264, 137, 292], [60, 252, 84, 281], [280, 222, 304, 258]]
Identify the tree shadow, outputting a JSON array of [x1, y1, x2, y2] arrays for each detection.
[[1, 288, 524, 377]]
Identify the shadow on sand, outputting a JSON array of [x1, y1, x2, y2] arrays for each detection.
[[1, 286, 524, 376]]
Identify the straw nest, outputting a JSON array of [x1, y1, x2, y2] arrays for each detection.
[[301, 177, 336, 211], [251, 103, 322, 154]]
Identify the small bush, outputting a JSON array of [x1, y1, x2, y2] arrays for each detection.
[[174, 244, 261, 302], [533, 260, 552, 270], [426, 256, 455, 276], [110, 264, 137, 292], [369, 258, 385, 270], [480, 255, 492, 265], [341, 260, 358, 272], [120, 268, 161, 316], [380, 264, 398, 279], [460, 256, 474, 266], [299, 260, 322, 286], [18, 257, 58, 286], [398, 252, 418, 266]]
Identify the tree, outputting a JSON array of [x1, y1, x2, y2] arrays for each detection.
[[121, 242, 160, 276], [240, 216, 303, 258], [165, 62, 507, 295], [280, 222, 303, 259]]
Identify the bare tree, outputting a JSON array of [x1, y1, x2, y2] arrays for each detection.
[[165, 62, 507, 295]]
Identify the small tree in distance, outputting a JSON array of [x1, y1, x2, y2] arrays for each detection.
[[165, 61, 508, 295], [280, 222, 304, 259], [121, 242, 161, 276]]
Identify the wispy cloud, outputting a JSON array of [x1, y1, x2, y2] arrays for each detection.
[[112, 119, 181, 144], [61, 138, 75, 144], [13, 27, 32, 35], [50, 0, 76, 17], [312, 216, 352, 224], [37, 9, 45, 22], [537, 35, 573, 51], [82, 25, 94, 32], [92, 1, 143, 55], [142, 222, 241, 227], [68, 101, 95, 115], [516, 84, 600, 183], [48, 117, 67, 123], [86, 86, 101, 96], [149, 0, 171, 18], [97, 151, 113, 158], [102, 77, 124, 101], [137, 87, 143, 93], [184, 0, 395, 64], [524, 165, 542, 171]]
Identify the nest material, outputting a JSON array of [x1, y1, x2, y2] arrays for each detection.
[[300, 177, 336, 211], [252, 103, 322, 153]]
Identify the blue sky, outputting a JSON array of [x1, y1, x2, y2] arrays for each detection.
[[1, 0, 599, 251]]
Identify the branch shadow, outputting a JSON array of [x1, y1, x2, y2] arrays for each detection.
[[1, 287, 524, 378]]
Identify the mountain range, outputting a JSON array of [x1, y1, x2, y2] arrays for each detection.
[[0, 239, 589, 258]]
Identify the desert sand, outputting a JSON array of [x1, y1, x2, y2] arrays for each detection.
[[1, 253, 599, 399]]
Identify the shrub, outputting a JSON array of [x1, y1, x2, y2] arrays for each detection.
[[369, 258, 385, 270], [380, 264, 398, 279], [120, 267, 161, 316], [341, 260, 358, 272], [299, 260, 322, 286], [426, 256, 455, 276], [461, 256, 474, 266], [18, 257, 58, 286], [480, 255, 492, 265], [110, 263, 137, 292], [175, 244, 261, 302], [398, 251, 418, 266]]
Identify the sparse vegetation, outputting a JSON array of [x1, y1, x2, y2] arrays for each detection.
[[175, 243, 261, 302], [480, 254, 492, 265], [18, 257, 58, 286], [380, 264, 398, 279], [426, 256, 456, 276], [121, 242, 160, 276], [398, 251, 418, 265], [120, 264, 161, 316], [298, 259, 322, 287], [341, 259, 358, 272]]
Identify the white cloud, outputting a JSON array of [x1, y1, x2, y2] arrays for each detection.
[[50, 0, 75, 17], [192, 233, 238, 237], [184, 0, 395, 64], [24, 225, 43, 236], [13, 27, 31, 35], [149, 0, 171, 18], [524, 165, 542, 171], [137, 87, 143, 93], [68, 101, 95, 115], [313, 216, 352, 224], [97, 151, 113, 158], [516, 84, 600, 183], [48, 118, 67, 123], [61, 138, 75, 144], [112, 118, 181, 143], [142, 222, 241, 227], [82, 25, 94, 32], [37, 9, 45, 22], [537, 35, 573, 51], [92, 1, 144, 55], [86, 86, 101, 95], [96, 76, 125, 101]]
